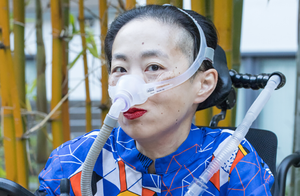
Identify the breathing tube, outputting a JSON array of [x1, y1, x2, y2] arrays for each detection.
[[80, 7, 213, 196], [184, 74, 283, 196]]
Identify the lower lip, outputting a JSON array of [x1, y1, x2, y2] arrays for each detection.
[[123, 110, 147, 120]]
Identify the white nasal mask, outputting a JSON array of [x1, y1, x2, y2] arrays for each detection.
[[108, 8, 214, 113]]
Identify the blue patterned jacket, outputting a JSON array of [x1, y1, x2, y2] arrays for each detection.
[[37, 124, 274, 196]]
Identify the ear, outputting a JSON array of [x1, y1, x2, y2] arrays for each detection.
[[193, 69, 218, 104]]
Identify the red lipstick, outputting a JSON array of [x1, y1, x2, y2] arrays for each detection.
[[123, 108, 147, 120]]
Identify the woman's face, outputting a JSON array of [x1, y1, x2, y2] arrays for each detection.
[[109, 19, 202, 142]]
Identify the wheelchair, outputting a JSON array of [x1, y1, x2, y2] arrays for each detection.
[[0, 46, 297, 196]]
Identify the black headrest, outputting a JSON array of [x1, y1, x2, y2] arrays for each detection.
[[197, 45, 232, 111]]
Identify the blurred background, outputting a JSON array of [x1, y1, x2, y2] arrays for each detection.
[[0, 0, 298, 194]]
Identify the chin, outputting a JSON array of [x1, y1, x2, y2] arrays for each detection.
[[121, 123, 152, 139]]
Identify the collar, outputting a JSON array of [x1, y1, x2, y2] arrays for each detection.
[[114, 124, 206, 174]]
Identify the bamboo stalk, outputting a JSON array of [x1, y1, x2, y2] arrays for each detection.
[[231, 0, 243, 126], [191, 0, 206, 15], [12, 2, 28, 183], [126, 0, 136, 10], [13, 0, 26, 108], [0, 0, 28, 187], [214, 0, 233, 70], [50, 0, 64, 148], [0, 46, 17, 183], [146, 0, 170, 5], [0, 108, 17, 180], [232, 0, 243, 71], [213, 0, 233, 127], [35, 0, 49, 164], [99, 0, 110, 123], [205, 0, 214, 21], [79, 0, 92, 133], [0, 1, 17, 183], [170, 0, 182, 8], [1, 0, 28, 187], [7, 49, 28, 188], [61, 0, 71, 141]]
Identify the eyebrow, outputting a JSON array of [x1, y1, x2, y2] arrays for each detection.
[[112, 53, 127, 61]]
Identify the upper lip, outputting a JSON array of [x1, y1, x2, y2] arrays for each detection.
[[125, 107, 147, 113]]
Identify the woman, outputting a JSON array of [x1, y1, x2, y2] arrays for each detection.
[[36, 5, 274, 196]]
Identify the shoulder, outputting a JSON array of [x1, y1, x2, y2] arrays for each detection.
[[56, 128, 121, 156], [205, 127, 258, 173], [42, 128, 121, 176], [199, 127, 254, 153], [37, 127, 126, 195], [40, 130, 101, 175], [203, 127, 274, 195], [58, 129, 100, 151]]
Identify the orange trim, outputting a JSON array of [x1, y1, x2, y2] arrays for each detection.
[[244, 170, 260, 189], [70, 172, 82, 196], [169, 166, 181, 191], [119, 156, 136, 170], [42, 168, 52, 178], [49, 154, 59, 158], [118, 160, 127, 192], [239, 160, 258, 167], [209, 156, 220, 191], [142, 188, 156, 195], [210, 169, 220, 191], [165, 144, 200, 174], [263, 184, 269, 196], [54, 185, 60, 194], [234, 166, 245, 190], [229, 150, 244, 174], [170, 185, 189, 191], [162, 180, 173, 195], [184, 165, 195, 179]]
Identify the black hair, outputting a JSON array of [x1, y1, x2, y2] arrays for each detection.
[[104, 4, 223, 110]]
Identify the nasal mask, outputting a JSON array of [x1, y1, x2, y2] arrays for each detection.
[[108, 9, 215, 114]]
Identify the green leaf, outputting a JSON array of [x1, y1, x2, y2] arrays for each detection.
[[25, 79, 37, 110], [69, 14, 77, 35], [86, 30, 98, 57], [68, 50, 84, 69], [87, 46, 99, 58], [28, 79, 37, 94]]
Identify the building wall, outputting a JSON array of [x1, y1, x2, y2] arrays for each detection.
[[236, 53, 296, 165]]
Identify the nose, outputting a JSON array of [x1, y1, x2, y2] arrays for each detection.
[[110, 74, 150, 111], [127, 69, 147, 83]]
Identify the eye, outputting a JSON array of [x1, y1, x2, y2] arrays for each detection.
[[112, 67, 127, 73], [146, 64, 162, 72]]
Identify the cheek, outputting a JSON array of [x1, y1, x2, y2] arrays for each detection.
[[108, 75, 119, 86], [149, 89, 188, 112], [154, 65, 186, 82], [154, 71, 176, 82]]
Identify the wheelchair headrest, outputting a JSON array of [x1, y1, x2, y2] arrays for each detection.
[[197, 45, 232, 111]]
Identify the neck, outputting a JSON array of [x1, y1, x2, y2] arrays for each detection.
[[135, 121, 192, 173]]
